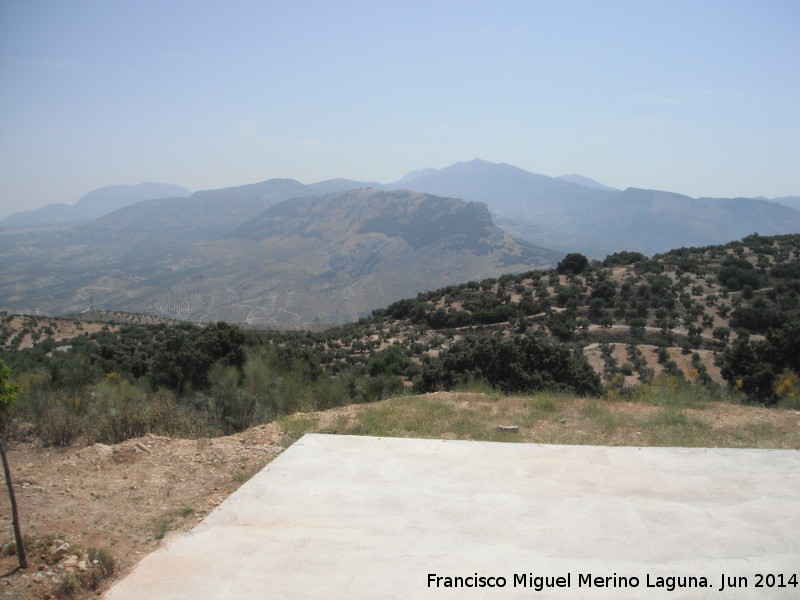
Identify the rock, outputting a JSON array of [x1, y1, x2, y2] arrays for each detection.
[[63, 555, 78, 567], [496, 425, 519, 433]]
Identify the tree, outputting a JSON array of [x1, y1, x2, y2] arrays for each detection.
[[0, 360, 27, 569], [720, 321, 800, 404], [557, 253, 589, 275]]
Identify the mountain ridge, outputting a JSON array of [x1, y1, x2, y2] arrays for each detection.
[[0, 182, 191, 230], [0, 188, 559, 325]]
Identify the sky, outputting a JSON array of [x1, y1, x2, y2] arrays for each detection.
[[1, 0, 799, 218]]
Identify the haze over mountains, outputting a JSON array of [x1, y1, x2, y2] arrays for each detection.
[[1, 159, 798, 325]]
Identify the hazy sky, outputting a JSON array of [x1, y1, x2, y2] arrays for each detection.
[[1, 0, 798, 218]]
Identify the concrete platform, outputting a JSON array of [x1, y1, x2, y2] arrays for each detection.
[[105, 435, 800, 599]]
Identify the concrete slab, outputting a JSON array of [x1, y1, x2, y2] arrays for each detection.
[[105, 435, 800, 599]]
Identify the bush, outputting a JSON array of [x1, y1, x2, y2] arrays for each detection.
[[36, 406, 82, 447], [413, 335, 601, 396]]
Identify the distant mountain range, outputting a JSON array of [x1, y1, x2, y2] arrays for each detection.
[[0, 182, 191, 230], [3, 160, 798, 256], [1, 159, 798, 325], [0, 189, 557, 325], [383, 160, 800, 256]]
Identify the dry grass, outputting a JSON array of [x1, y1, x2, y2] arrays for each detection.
[[278, 390, 800, 449]]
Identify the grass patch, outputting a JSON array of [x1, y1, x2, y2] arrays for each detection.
[[153, 505, 198, 540], [277, 385, 799, 450], [580, 401, 621, 433], [231, 460, 269, 485], [453, 377, 503, 399], [777, 396, 800, 410], [636, 407, 711, 447], [277, 414, 321, 447], [343, 397, 465, 438]]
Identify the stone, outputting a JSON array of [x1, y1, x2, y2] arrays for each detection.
[[496, 425, 519, 433]]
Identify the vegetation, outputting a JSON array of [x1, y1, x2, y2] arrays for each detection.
[[1, 233, 799, 447], [277, 380, 798, 449]]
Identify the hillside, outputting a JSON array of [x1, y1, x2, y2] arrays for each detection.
[[0, 189, 559, 325], [4, 233, 799, 404]]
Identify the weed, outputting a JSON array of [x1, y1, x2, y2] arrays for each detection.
[[153, 516, 173, 540], [177, 505, 195, 518], [86, 546, 116, 579], [56, 573, 79, 599]]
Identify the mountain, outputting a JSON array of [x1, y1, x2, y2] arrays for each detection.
[[386, 159, 615, 226], [773, 196, 800, 211], [307, 178, 382, 194], [557, 173, 619, 191], [0, 189, 559, 325], [82, 178, 313, 245], [0, 182, 191, 230], [383, 160, 621, 255], [2, 160, 798, 324], [574, 189, 800, 252], [387, 160, 800, 256]]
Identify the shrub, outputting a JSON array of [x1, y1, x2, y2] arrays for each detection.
[[413, 335, 601, 396], [36, 406, 82, 447]]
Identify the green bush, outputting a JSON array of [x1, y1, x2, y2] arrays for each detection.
[[413, 335, 601, 396]]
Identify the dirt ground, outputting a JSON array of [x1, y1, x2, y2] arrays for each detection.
[[0, 394, 798, 599], [0, 424, 285, 599]]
